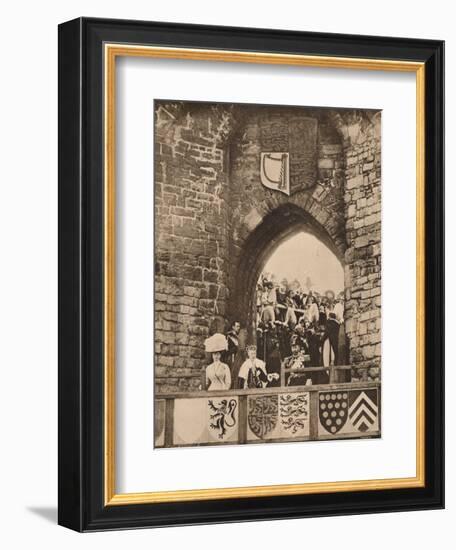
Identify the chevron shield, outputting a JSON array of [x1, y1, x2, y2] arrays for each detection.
[[348, 390, 379, 432]]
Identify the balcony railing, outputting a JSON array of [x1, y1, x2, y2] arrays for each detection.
[[155, 375, 380, 449]]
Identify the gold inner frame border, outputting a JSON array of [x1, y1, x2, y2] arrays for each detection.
[[103, 44, 426, 505]]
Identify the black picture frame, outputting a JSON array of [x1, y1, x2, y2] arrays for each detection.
[[58, 17, 444, 532]]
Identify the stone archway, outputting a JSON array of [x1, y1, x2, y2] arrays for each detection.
[[154, 99, 382, 393], [231, 203, 345, 337]]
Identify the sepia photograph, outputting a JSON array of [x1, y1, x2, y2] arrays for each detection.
[[154, 100, 381, 448]]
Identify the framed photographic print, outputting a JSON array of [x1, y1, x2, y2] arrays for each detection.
[[58, 17, 444, 531]]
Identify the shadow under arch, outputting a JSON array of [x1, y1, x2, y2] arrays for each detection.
[[231, 203, 345, 339]]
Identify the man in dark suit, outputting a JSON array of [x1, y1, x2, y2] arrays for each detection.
[[225, 320, 241, 368]]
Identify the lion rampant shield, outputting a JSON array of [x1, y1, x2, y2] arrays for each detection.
[[208, 398, 238, 441]]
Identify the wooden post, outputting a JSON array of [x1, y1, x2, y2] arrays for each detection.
[[309, 390, 319, 440], [200, 366, 206, 390], [238, 394, 248, 444], [164, 398, 175, 448]]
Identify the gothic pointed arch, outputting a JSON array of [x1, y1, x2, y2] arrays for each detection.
[[230, 203, 345, 335]]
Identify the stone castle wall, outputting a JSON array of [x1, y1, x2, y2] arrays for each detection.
[[154, 102, 234, 393], [341, 112, 382, 381]]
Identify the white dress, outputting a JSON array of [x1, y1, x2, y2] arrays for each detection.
[[322, 338, 335, 367], [205, 361, 231, 390], [334, 302, 344, 323]]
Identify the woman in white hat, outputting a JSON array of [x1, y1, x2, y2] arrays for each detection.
[[203, 333, 231, 391]]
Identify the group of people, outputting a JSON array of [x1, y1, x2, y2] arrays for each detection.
[[203, 333, 279, 391], [256, 276, 344, 328], [201, 285, 348, 391]]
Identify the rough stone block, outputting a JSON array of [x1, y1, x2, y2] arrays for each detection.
[[346, 174, 364, 190], [318, 158, 335, 169]]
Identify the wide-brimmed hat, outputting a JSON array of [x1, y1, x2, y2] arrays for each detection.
[[204, 333, 228, 353], [325, 290, 335, 300]]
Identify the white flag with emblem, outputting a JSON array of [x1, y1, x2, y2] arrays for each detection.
[[260, 152, 290, 195]]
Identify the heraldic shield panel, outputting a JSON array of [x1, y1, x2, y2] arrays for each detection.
[[247, 393, 310, 442], [154, 99, 382, 449], [317, 389, 380, 437]]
